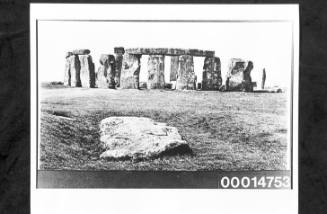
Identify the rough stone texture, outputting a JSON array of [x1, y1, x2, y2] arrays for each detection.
[[114, 47, 125, 87], [99, 117, 191, 160], [96, 54, 116, 88], [147, 55, 165, 89], [170, 56, 179, 81], [65, 51, 73, 58], [78, 55, 95, 88], [72, 49, 90, 55], [64, 57, 71, 86], [176, 55, 195, 90], [125, 48, 214, 57], [202, 57, 222, 90], [120, 54, 142, 89], [67, 55, 81, 87], [262, 68, 266, 89], [226, 58, 254, 92]]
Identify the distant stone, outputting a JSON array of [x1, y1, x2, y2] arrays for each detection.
[[226, 58, 254, 92], [147, 55, 165, 89], [139, 82, 147, 89], [125, 48, 214, 57], [120, 54, 142, 89], [72, 49, 90, 55], [64, 57, 71, 86], [97, 54, 116, 89], [176, 55, 195, 90], [79, 55, 95, 88], [170, 56, 179, 81], [65, 52, 73, 58], [99, 117, 191, 160]]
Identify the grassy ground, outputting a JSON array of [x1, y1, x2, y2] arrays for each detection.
[[39, 85, 289, 170]]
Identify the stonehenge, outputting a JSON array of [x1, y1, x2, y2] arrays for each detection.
[[64, 49, 94, 88], [64, 47, 257, 92]]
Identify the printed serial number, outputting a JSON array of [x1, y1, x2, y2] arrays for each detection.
[[219, 176, 291, 189]]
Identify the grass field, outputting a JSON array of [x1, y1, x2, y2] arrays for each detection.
[[39, 85, 289, 170]]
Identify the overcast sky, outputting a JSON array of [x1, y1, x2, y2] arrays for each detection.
[[38, 21, 293, 88]]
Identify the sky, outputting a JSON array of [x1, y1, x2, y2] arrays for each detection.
[[38, 21, 293, 88]]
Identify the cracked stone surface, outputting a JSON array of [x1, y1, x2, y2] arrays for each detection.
[[99, 117, 191, 160]]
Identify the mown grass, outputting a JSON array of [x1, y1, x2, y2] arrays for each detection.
[[40, 85, 289, 170]]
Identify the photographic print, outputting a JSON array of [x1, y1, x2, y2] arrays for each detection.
[[31, 4, 298, 191]]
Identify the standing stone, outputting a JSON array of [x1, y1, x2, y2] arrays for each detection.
[[261, 68, 266, 89], [176, 55, 195, 90], [120, 54, 142, 89], [226, 58, 254, 92], [212, 57, 222, 90], [96, 54, 116, 88], [202, 56, 222, 90], [202, 57, 214, 90], [64, 57, 71, 86], [78, 54, 95, 88], [114, 47, 125, 87], [170, 56, 179, 81], [147, 55, 165, 89], [68, 55, 81, 87]]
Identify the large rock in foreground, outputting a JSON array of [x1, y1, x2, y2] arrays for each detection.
[[99, 117, 191, 160]]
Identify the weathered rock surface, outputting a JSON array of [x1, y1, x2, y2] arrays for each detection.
[[67, 55, 81, 87], [202, 57, 222, 90], [72, 49, 90, 55], [64, 57, 71, 86], [120, 54, 141, 89], [125, 48, 214, 57], [176, 55, 195, 90], [97, 54, 116, 88], [170, 56, 179, 81], [99, 117, 191, 160], [226, 58, 254, 92], [147, 55, 165, 89], [114, 47, 125, 87], [79, 54, 95, 88]]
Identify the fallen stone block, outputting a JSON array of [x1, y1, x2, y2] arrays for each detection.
[[147, 55, 165, 89], [99, 117, 192, 160]]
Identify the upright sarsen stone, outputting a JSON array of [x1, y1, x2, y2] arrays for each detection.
[[202, 56, 222, 90], [64, 56, 71, 86], [79, 55, 95, 88], [96, 54, 116, 88], [212, 57, 222, 90], [68, 55, 81, 87], [147, 55, 165, 89], [120, 54, 142, 89], [176, 55, 195, 90], [226, 58, 254, 92], [114, 47, 125, 87], [170, 56, 179, 81]]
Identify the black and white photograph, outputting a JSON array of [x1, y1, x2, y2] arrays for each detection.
[[30, 4, 299, 214]]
